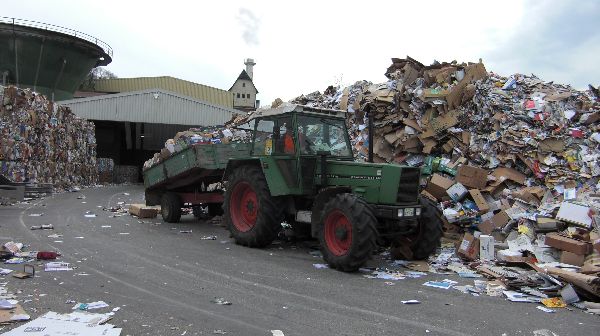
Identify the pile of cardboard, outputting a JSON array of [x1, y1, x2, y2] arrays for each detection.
[[0, 86, 97, 187], [288, 56, 600, 305], [143, 125, 252, 170]]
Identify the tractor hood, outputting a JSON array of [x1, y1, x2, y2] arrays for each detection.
[[320, 160, 421, 205]]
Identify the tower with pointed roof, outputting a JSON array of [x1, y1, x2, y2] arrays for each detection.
[[229, 58, 258, 112]]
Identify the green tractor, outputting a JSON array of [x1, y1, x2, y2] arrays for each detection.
[[223, 104, 442, 271]]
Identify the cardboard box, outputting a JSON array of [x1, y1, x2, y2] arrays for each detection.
[[430, 111, 460, 133], [490, 210, 510, 229], [458, 233, 480, 260], [129, 204, 160, 218], [425, 174, 454, 201], [478, 220, 494, 235], [478, 212, 510, 237], [560, 251, 585, 267], [492, 167, 526, 185], [497, 249, 521, 262], [469, 189, 490, 214], [545, 233, 592, 256], [456, 165, 488, 189], [446, 63, 487, 109], [447, 182, 468, 201], [479, 235, 495, 261], [536, 217, 562, 231]]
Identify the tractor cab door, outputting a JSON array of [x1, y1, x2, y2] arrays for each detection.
[[251, 116, 300, 193], [296, 115, 354, 194]]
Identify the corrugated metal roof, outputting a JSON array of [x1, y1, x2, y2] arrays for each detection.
[[59, 89, 241, 126], [92, 76, 233, 108]]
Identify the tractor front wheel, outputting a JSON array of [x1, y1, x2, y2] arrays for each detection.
[[223, 166, 283, 247], [408, 197, 443, 259], [319, 193, 377, 272]]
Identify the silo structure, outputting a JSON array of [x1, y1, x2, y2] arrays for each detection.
[[0, 17, 112, 101]]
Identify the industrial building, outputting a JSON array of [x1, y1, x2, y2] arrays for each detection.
[[59, 88, 241, 180], [59, 59, 260, 180]]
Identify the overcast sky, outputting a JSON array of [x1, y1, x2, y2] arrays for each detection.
[[5, 0, 599, 106]]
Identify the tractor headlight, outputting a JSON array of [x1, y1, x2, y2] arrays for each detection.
[[397, 209, 404, 217], [404, 208, 415, 217], [415, 207, 422, 216]]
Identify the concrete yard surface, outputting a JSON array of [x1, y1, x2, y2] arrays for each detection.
[[0, 185, 598, 335]]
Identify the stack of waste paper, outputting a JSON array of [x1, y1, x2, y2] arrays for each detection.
[[0, 86, 97, 187], [97, 158, 115, 183], [288, 56, 600, 306]]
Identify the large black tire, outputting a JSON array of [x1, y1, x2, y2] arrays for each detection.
[[223, 166, 283, 247], [161, 192, 182, 223], [409, 197, 443, 259], [318, 193, 377, 272]]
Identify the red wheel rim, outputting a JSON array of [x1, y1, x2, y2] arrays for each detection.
[[230, 182, 258, 232], [324, 210, 352, 256]]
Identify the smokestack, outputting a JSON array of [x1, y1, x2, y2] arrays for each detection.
[[244, 58, 256, 80]]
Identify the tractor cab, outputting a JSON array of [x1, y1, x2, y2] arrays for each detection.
[[231, 104, 355, 196], [245, 104, 353, 159]]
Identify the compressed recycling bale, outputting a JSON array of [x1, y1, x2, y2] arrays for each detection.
[[0, 86, 97, 187]]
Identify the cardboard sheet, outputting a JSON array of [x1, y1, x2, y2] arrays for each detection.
[[555, 202, 593, 229]]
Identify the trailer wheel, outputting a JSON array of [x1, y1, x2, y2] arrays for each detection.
[[408, 197, 443, 260], [208, 203, 224, 217], [318, 193, 377, 272], [161, 193, 182, 223], [192, 205, 203, 218], [224, 166, 283, 247]]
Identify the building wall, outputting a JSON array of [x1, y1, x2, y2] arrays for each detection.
[[230, 79, 255, 109]]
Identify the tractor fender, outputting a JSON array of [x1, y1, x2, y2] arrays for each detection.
[[310, 186, 352, 238], [224, 157, 301, 197], [223, 159, 262, 181]]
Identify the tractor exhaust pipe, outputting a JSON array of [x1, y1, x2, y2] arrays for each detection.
[[368, 110, 374, 163]]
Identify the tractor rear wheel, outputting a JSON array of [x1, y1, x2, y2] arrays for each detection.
[[408, 197, 443, 259], [223, 166, 283, 247], [161, 192, 182, 223], [318, 193, 377, 272]]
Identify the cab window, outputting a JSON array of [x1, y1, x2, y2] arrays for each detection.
[[252, 117, 293, 155], [297, 115, 351, 157]]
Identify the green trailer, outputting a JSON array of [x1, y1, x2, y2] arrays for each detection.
[[143, 142, 251, 222]]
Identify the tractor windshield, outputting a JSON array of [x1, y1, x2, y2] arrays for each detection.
[[297, 115, 352, 157]]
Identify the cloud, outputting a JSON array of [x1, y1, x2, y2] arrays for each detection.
[[236, 8, 260, 47], [483, 0, 600, 88]]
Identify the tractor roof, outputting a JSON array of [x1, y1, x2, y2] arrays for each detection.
[[249, 104, 347, 120]]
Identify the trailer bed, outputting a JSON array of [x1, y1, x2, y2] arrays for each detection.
[[143, 143, 251, 190]]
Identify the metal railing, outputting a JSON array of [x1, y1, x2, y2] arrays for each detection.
[[0, 16, 113, 59]]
